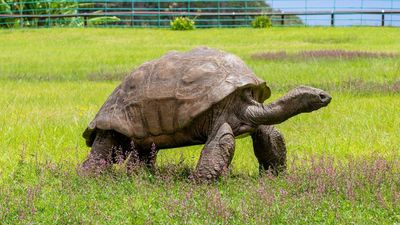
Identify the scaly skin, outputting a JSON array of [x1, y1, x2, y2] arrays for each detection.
[[251, 125, 286, 176]]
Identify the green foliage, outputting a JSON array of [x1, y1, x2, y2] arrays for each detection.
[[88, 16, 121, 26], [170, 17, 195, 30], [0, 0, 13, 27], [252, 15, 272, 28], [0, 0, 92, 28]]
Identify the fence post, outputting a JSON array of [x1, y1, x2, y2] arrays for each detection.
[[157, 0, 160, 27], [244, 0, 249, 26], [131, 0, 134, 27], [105, 1, 108, 27], [281, 13, 285, 26], [381, 10, 385, 27], [331, 11, 335, 26], [19, 2, 23, 28], [217, 0, 221, 28]]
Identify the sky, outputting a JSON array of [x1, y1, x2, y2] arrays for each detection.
[[266, 0, 400, 26]]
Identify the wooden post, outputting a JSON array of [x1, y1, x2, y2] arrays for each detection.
[[331, 11, 335, 26], [281, 14, 284, 26], [381, 10, 385, 27]]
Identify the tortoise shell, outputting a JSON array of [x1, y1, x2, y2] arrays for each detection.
[[83, 47, 270, 145]]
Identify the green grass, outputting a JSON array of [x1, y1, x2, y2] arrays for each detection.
[[0, 27, 399, 224], [1, 28, 400, 85]]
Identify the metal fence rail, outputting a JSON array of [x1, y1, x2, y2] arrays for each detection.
[[1, 0, 400, 28]]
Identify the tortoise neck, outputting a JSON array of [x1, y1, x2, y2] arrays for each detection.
[[244, 93, 302, 126]]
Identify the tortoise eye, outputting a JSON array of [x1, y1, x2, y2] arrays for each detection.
[[245, 89, 253, 97], [246, 89, 255, 99], [243, 89, 256, 102]]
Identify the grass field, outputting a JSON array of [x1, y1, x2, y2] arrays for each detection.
[[0, 27, 399, 224]]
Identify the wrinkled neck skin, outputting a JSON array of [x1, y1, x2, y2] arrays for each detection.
[[243, 93, 303, 127]]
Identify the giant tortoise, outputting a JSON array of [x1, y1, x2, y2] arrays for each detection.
[[81, 47, 331, 180]]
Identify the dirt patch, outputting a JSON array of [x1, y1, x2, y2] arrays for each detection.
[[251, 50, 398, 61]]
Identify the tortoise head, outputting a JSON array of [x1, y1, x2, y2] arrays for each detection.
[[287, 86, 332, 112], [243, 85, 331, 126]]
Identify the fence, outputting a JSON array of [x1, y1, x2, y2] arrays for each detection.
[[269, 0, 400, 26], [1, 0, 400, 28]]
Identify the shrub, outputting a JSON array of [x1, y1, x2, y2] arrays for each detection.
[[252, 15, 272, 28], [88, 16, 120, 26], [170, 17, 195, 30]]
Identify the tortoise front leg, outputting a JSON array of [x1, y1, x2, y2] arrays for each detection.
[[79, 130, 117, 176], [251, 125, 286, 176], [192, 123, 235, 181]]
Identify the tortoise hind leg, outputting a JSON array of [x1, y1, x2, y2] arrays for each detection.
[[251, 125, 286, 176], [79, 130, 117, 176], [192, 123, 235, 181]]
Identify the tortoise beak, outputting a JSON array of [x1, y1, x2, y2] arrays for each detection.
[[319, 92, 332, 106]]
